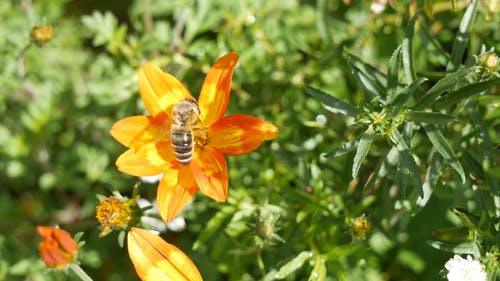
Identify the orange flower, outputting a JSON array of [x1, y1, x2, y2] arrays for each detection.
[[37, 226, 78, 268], [110, 52, 278, 221], [127, 227, 202, 281]]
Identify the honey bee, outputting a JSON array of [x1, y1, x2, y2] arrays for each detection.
[[170, 99, 206, 165]]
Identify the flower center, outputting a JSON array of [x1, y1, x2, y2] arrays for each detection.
[[96, 196, 132, 230]]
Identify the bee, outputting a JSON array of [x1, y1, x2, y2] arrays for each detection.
[[170, 99, 206, 165]]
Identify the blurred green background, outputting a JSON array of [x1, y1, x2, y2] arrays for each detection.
[[1, 0, 499, 280]]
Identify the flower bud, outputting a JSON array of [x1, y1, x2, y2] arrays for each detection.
[[30, 25, 53, 45], [37, 226, 78, 268]]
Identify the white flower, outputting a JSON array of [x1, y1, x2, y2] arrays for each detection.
[[445, 255, 487, 281], [370, 0, 387, 14]]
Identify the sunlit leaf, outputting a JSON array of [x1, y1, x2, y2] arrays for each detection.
[[427, 240, 480, 257], [446, 0, 478, 72], [305, 86, 359, 117], [352, 126, 374, 179], [387, 44, 402, 105], [402, 12, 419, 83]]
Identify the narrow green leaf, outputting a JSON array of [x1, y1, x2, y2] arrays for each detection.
[[423, 124, 466, 183], [352, 127, 374, 179], [416, 153, 441, 208], [403, 12, 420, 83], [446, 0, 478, 72], [193, 205, 236, 250], [389, 78, 427, 118], [405, 111, 457, 124], [427, 240, 480, 257], [413, 68, 472, 110], [435, 78, 500, 109], [387, 44, 402, 105], [390, 130, 423, 197], [417, 28, 449, 67], [305, 87, 359, 117], [321, 137, 360, 158], [274, 251, 313, 280], [345, 51, 387, 99], [316, 0, 330, 43]]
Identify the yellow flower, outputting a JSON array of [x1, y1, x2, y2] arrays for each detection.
[[110, 53, 278, 221], [37, 226, 78, 268], [127, 227, 202, 281]]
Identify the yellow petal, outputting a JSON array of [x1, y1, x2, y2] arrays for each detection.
[[157, 164, 198, 222], [191, 146, 228, 202], [127, 227, 203, 281], [138, 62, 193, 117], [110, 115, 170, 149], [198, 52, 239, 126], [116, 142, 174, 176], [208, 114, 279, 156]]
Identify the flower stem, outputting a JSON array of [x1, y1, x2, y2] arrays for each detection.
[[69, 264, 94, 281]]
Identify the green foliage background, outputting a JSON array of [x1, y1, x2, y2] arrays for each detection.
[[1, 0, 499, 280]]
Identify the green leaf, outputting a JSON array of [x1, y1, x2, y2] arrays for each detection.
[[193, 205, 236, 250], [413, 68, 472, 110], [389, 78, 427, 118], [352, 127, 374, 179], [273, 251, 313, 280], [423, 124, 466, 183], [405, 111, 457, 124], [321, 137, 360, 158], [446, 0, 478, 72], [387, 44, 402, 105], [417, 28, 449, 67], [416, 153, 441, 208], [427, 240, 480, 257], [305, 86, 359, 117], [390, 130, 423, 197], [435, 78, 500, 109], [403, 12, 420, 83], [345, 51, 387, 99]]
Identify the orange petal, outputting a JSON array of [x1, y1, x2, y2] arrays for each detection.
[[110, 115, 170, 149], [127, 227, 203, 281], [138, 62, 193, 117], [37, 226, 78, 268], [157, 164, 198, 222], [116, 142, 174, 176], [208, 114, 279, 156], [198, 53, 239, 126], [39, 242, 69, 268], [191, 146, 228, 202]]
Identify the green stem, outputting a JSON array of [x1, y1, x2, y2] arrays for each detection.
[[69, 264, 93, 281]]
